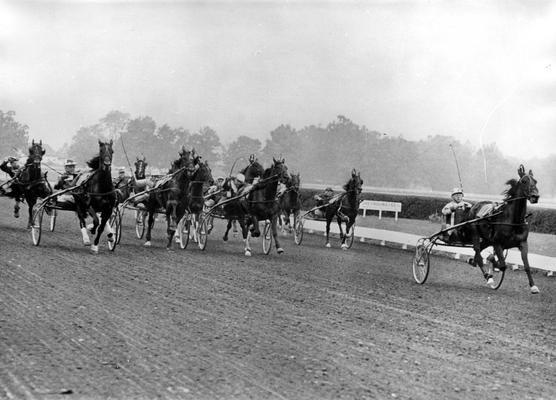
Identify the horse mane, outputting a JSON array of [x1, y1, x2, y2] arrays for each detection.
[[503, 179, 519, 200], [87, 155, 101, 169]]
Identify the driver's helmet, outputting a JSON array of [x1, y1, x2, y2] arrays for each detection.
[[118, 167, 126, 175], [236, 173, 245, 183], [249, 154, 256, 163], [451, 187, 463, 197]]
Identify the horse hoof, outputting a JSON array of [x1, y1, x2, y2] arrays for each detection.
[[325, 243, 331, 248], [90, 245, 99, 254], [144, 241, 152, 247], [530, 285, 540, 294], [245, 250, 252, 257], [223, 236, 228, 242], [486, 277, 495, 287], [83, 240, 91, 246], [107, 234, 114, 243], [341, 243, 348, 250], [277, 247, 284, 254]]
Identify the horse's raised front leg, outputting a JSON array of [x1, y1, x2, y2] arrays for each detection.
[[519, 241, 539, 294], [26, 197, 35, 229]]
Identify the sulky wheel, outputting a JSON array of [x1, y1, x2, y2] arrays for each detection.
[[262, 220, 272, 255], [135, 209, 147, 239], [107, 209, 121, 251], [294, 217, 304, 245], [197, 216, 208, 251], [31, 204, 44, 246], [177, 215, 191, 249], [412, 239, 431, 284]]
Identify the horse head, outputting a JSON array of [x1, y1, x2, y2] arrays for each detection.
[[345, 169, 363, 195], [516, 164, 539, 204], [28, 139, 46, 167], [134, 155, 147, 179], [271, 157, 290, 183], [289, 172, 300, 190], [98, 140, 114, 171], [195, 160, 214, 186]]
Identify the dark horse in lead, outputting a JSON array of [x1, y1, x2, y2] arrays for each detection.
[[73, 140, 117, 253], [463, 165, 540, 293]]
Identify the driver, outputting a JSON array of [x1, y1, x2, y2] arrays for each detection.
[[440, 187, 472, 242]]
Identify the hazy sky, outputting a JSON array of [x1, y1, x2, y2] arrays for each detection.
[[1, 0, 555, 158]]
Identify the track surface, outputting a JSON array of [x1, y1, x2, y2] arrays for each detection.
[[0, 198, 554, 400]]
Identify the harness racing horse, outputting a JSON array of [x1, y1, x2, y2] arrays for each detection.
[[278, 172, 301, 233], [323, 169, 363, 249], [143, 147, 196, 249], [219, 158, 265, 242], [73, 140, 117, 253], [185, 159, 214, 241], [464, 165, 540, 293], [18, 140, 53, 228], [239, 158, 290, 256]]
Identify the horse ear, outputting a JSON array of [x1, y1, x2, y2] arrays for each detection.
[[518, 164, 525, 178], [352, 168, 356, 177], [40, 140, 42, 145], [110, 139, 113, 145], [32, 139, 35, 145], [42, 149, 46, 155], [529, 169, 534, 177]]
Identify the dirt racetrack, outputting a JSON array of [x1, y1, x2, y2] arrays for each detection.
[[1, 197, 555, 400]]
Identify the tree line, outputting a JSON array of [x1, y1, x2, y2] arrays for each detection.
[[2, 110, 556, 197]]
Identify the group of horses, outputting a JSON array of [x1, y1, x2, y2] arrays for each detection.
[[0, 139, 544, 293]]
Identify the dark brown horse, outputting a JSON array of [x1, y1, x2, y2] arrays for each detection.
[[73, 140, 117, 253], [464, 165, 540, 293], [15, 140, 53, 228], [239, 158, 289, 256], [323, 169, 363, 249], [278, 172, 301, 233], [186, 159, 213, 242], [143, 147, 196, 249]]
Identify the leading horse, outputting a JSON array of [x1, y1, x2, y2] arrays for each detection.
[[463, 165, 540, 293], [323, 169, 363, 249], [74, 140, 117, 253]]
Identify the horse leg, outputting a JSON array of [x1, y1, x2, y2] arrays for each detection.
[[341, 218, 354, 250], [337, 217, 346, 249], [14, 198, 21, 218], [144, 211, 155, 246], [87, 206, 99, 235], [76, 209, 91, 246], [242, 219, 252, 256], [250, 216, 261, 238], [325, 215, 332, 248], [273, 216, 284, 254], [519, 242, 539, 294], [166, 210, 175, 250], [223, 219, 232, 241], [91, 209, 110, 253], [26, 197, 35, 229]]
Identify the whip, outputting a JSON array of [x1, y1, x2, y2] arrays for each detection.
[[119, 130, 134, 177], [449, 144, 463, 191]]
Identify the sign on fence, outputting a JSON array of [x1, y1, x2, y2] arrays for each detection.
[[359, 200, 402, 221]]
